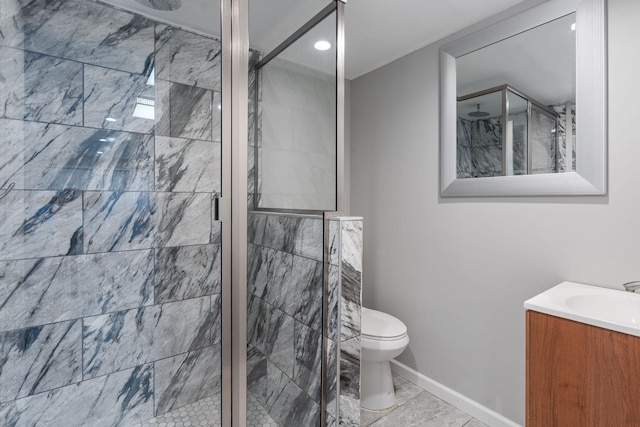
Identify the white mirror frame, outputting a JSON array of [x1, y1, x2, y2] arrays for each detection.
[[440, 0, 607, 197]]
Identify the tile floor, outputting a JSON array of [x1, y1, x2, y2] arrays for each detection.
[[132, 374, 486, 427], [133, 393, 276, 427], [361, 374, 489, 427]]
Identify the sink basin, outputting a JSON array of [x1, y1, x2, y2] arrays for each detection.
[[524, 282, 640, 337]]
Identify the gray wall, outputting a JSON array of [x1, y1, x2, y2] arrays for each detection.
[[349, 0, 639, 424]]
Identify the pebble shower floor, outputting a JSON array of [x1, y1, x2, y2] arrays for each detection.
[[132, 394, 276, 427]]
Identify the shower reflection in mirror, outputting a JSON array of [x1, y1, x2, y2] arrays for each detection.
[[456, 84, 575, 178], [454, 12, 576, 180]]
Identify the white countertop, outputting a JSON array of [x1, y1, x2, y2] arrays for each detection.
[[524, 281, 640, 338]]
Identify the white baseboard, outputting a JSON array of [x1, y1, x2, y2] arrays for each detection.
[[390, 360, 522, 427]]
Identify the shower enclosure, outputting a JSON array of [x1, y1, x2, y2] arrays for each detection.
[[457, 84, 576, 178], [0, 0, 355, 426]]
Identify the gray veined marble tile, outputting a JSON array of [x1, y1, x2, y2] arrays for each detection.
[[341, 220, 363, 273], [212, 90, 222, 142], [292, 108, 335, 155], [293, 217, 323, 261], [248, 98, 261, 147], [264, 306, 295, 378], [155, 136, 220, 193], [1, 118, 154, 192], [341, 266, 361, 342], [262, 101, 293, 150], [293, 320, 322, 404], [0, 363, 154, 427], [327, 264, 340, 342], [211, 294, 222, 344], [264, 251, 323, 332], [0, 320, 81, 403], [462, 418, 489, 427], [369, 391, 472, 427], [326, 338, 338, 419], [84, 64, 155, 134], [262, 214, 301, 252], [83, 191, 156, 253], [262, 58, 335, 116], [168, 83, 212, 140], [154, 344, 221, 416], [155, 192, 211, 248], [247, 243, 269, 298], [264, 360, 321, 427], [0, 47, 22, 120], [328, 218, 340, 266], [340, 336, 361, 426], [156, 80, 213, 141], [0, 189, 83, 261], [247, 345, 267, 404], [248, 143, 256, 194], [82, 296, 213, 379], [7, 0, 155, 75], [0, 47, 83, 125], [155, 25, 221, 91], [211, 220, 222, 244], [393, 374, 424, 407], [341, 221, 362, 342], [0, 0, 23, 48], [247, 294, 269, 354], [0, 250, 154, 332], [247, 212, 267, 246], [155, 244, 220, 303], [361, 407, 391, 427]]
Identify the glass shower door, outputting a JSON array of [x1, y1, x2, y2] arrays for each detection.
[[246, 2, 341, 426], [0, 0, 224, 425]]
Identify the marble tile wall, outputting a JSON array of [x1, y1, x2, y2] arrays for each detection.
[[247, 212, 324, 426], [554, 103, 576, 173], [257, 58, 336, 211], [246, 212, 362, 426], [530, 109, 558, 174], [328, 217, 363, 427], [457, 105, 574, 178], [0, 1, 223, 425], [456, 116, 504, 178]]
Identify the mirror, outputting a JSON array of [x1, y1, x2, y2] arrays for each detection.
[[440, 0, 606, 196]]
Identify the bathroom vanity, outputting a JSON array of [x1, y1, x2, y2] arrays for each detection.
[[525, 282, 640, 426]]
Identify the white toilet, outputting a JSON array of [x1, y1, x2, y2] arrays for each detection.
[[360, 307, 410, 411]]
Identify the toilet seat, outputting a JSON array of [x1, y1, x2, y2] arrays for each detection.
[[362, 307, 407, 340]]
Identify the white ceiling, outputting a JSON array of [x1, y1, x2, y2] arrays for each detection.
[[457, 13, 576, 108], [101, 0, 535, 80], [343, 0, 531, 79]]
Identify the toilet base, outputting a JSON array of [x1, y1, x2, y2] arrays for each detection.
[[361, 359, 395, 411]]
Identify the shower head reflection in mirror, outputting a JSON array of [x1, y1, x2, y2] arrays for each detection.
[[440, 0, 607, 197]]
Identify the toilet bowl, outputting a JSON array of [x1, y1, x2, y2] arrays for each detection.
[[360, 307, 409, 411]]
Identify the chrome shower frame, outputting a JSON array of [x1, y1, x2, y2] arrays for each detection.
[[458, 84, 560, 176], [221, 1, 346, 426]]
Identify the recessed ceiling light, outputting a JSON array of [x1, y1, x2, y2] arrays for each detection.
[[105, 117, 117, 122], [99, 138, 108, 142], [314, 40, 331, 51], [571, 22, 576, 31]]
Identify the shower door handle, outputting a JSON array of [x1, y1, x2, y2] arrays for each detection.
[[214, 196, 228, 222]]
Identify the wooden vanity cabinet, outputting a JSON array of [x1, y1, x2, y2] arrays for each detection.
[[526, 310, 640, 426]]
